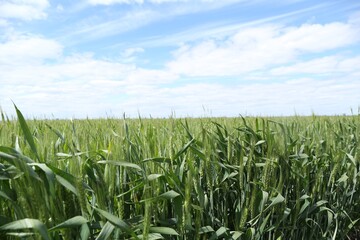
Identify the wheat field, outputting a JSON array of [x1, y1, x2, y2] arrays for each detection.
[[0, 106, 359, 239]]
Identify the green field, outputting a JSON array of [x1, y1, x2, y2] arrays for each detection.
[[0, 107, 359, 239]]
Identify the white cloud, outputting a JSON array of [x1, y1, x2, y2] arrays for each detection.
[[1, 12, 360, 118], [120, 47, 145, 62], [270, 56, 360, 75], [128, 4, 325, 48], [0, 19, 8, 26], [3, 76, 359, 118], [276, 22, 359, 52], [124, 68, 178, 85], [0, 57, 159, 118], [167, 20, 360, 77], [1, 39, 359, 118], [119, 77, 360, 117], [0, 33, 179, 118], [0, 34, 62, 65], [0, 0, 49, 20]]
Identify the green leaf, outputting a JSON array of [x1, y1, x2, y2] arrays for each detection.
[[190, 145, 206, 160], [56, 175, 78, 196], [298, 199, 310, 218], [173, 138, 195, 160], [159, 190, 180, 200], [300, 194, 310, 200], [50, 216, 88, 231], [29, 163, 56, 195], [298, 153, 309, 159], [308, 200, 328, 214], [143, 157, 171, 163], [0, 163, 20, 180], [259, 191, 269, 212], [0, 147, 34, 164], [347, 218, 360, 232], [150, 227, 179, 235], [95, 222, 115, 240], [245, 228, 255, 239], [199, 226, 214, 234], [6, 232, 34, 237], [337, 173, 348, 183], [0, 218, 50, 240], [13, 104, 40, 161], [147, 174, 163, 181], [0, 149, 40, 181], [138, 233, 164, 239], [116, 182, 144, 198], [191, 204, 202, 211], [0, 190, 14, 201], [232, 231, 243, 239], [210, 226, 228, 240], [346, 153, 356, 166], [15, 136, 22, 154], [255, 140, 266, 146], [267, 193, 285, 209], [45, 123, 65, 141], [48, 165, 79, 195], [98, 160, 142, 171], [94, 207, 131, 232], [80, 223, 91, 240], [0, 151, 16, 162], [259, 212, 271, 234], [56, 153, 73, 157]]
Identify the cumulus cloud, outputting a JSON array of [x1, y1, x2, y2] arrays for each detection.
[[0, 56, 177, 118], [1, 11, 360, 118], [0, 33, 178, 118], [0, 34, 62, 65], [0, 0, 49, 20], [167, 20, 360, 77]]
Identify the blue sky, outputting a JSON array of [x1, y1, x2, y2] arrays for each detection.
[[0, 0, 359, 118]]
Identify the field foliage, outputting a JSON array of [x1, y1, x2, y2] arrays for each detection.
[[0, 107, 359, 239]]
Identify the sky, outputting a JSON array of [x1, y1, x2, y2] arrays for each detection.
[[0, 0, 359, 118]]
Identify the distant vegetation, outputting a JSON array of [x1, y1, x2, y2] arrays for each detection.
[[0, 106, 359, 239]]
